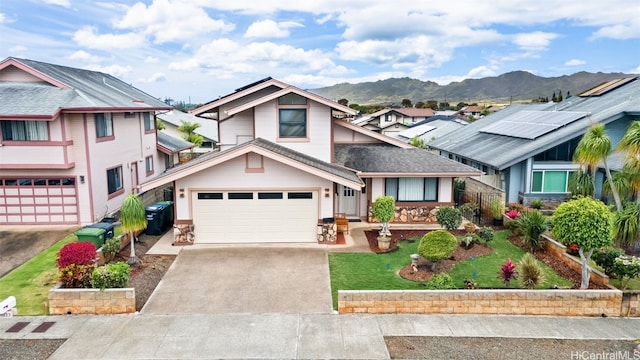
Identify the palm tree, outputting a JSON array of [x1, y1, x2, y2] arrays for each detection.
[[177, 120, 203, 147], [573, 123, 622, 211], [120, 193, 147, 266], [616, 121, 640, 200]]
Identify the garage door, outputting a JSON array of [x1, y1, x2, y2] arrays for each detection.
[[0, 177, 79, 224], [192, 191, 318, 243]]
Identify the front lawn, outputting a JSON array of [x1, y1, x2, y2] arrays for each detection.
[[328, 230, 572, 309]]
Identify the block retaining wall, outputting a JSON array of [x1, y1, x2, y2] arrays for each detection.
[[542, 234, 610, 286], [338, 289, 622, 317], [48, 286, 135, 315]]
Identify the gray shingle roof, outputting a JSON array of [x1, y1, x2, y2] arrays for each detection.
[[157, 132, 193, 153], [334, 143, 482, 175], [157, 110, 218, 142], [429, 78, 640, 170], [1, 57, 171, 116]]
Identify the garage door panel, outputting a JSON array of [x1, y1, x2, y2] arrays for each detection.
[[193, 191, 318, 244], [0, 177, 79, 224]]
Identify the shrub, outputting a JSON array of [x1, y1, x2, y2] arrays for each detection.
[[57, 241, 97, 269], [592, 247, 625, 276], [418, 230, 458, 263], [101, 236, 122, 260], [460, 234, 479, 249], [59, 264, 95, 288], [519, 253, 545, 289], [426, 273, 455, 289], [515, 209, 549, 252], [435, 206, 462, 230], [530, 199, 543, 210], [476, 226, 494, 243], [497, 258, 518, 287], [490, 199, 504, 220], [507, 202, 525, 212], [611, 255, 640, 290], [372, 196, 395, 238], [90, 262, 130, 290]]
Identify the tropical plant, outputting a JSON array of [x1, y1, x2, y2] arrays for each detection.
[[568, 169, 595, 197], [611, 255, 640, 290], [59, 263, 95, 288], [592, 247, 625, 277], [497, 258, 518, 287], [101, 236, 122, 260], [519, 253, 545, 289], [476, 226, 494, 243], [552, 196, 614, 289], [57, 241, 97, 269], [490, 199, 504, 220], [418, 230, 458, 271], [435, 206, 462, 230], [156, 119, 166, 130], [613, 202, 640, 248], [515, 209, 549, 252], [530, 199, 543, 210], [505, 209, 520, 219], [409, 136, 427, 149], [459, 202, 479, 221], [573, 123, 622, 211], [177, 120, 204, 149], [120, 193, 147, 266], [372, 196, 395, 238], [616, 121, 640, 200], [425, 273, 455, 289], [90, 262, 130, 290]]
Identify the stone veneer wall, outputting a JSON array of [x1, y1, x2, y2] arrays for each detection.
[[338, 289, 622, 317], [317, 222, 337, 243], [48, 286, 135, 315], [173, 224, 195, 245], [368, 205, 441, 223]]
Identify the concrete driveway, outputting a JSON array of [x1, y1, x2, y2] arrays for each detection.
[[141, 246, 334, 314]]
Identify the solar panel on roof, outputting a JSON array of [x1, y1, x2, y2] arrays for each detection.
[[480, 110, 588, 140]]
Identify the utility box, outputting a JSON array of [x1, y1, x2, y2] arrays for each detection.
[[75, 227, 106, 248], [86, 222, 115, 239]]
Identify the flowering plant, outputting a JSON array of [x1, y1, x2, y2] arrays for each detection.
[[505, 209, 521, 219], [507, 202, 525, 212], [567, 243, 579, 256], [497, 258, 518, 287], [612, 255, 640, 290]]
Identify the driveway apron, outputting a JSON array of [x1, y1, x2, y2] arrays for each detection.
[[141, 246, 334, 314]]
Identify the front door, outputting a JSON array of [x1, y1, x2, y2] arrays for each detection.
[[338, 185, 357, 216]]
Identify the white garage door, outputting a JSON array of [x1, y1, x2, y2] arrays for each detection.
[[0, 177, 79, 225], [192, 190, 318, 243]]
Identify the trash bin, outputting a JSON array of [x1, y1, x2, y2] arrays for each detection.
[[75, 227, 106, 248], [155, 200, 174, 229], [85, 222, 115, 239], [145, 203, 168, 235]]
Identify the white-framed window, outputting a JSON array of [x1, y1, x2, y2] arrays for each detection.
[[107, 166, 123, 195], [143, 112, 154, 132], [531, 170, 573, 193], [96, 113, 114, 138], [145, 156, 154, 175], [278, 93, 307, 139], [0, 120, 49, 141], [385, 178, 438, 201]]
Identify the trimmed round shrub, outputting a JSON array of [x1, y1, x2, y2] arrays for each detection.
[[476, 226, 494, 243], [435, 206, 462, 230], [418, 230, 458, 262], [90, 262, 130, 290], [426, 273, 455, 289], [57, 241, 97, 269]]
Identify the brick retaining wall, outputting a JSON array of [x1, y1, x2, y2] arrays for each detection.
[[338, 289, 622, 317], [48, 286, 135, 315]]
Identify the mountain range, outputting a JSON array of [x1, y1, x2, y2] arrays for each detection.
[[310, 71, 637, 106]]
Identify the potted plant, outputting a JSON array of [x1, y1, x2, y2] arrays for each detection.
[[372, 196, 395, 250], [490, 199, 504, 226]]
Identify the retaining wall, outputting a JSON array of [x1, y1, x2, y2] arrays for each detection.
[[48, 286, 135, 315], [338, 289, 622, 317], [542, 234, 610, 286]]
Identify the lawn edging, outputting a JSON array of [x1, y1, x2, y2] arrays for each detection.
[[338, 289, 625, 317], [48, 284, 135, 315]]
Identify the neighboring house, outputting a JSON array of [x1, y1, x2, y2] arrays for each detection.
[[139, 78, 480, 244], [429, 77, 640, 206], [0, 57, 172, 225], [459, 105, 484, 119], [157, 132, 194, 169], [354, 107, 435, 136], [157, 109, 218, 154], [395, 116, 469, 145]]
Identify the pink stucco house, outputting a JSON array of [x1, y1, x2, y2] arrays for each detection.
[[0, 57, 175, 225], [139, 78, 480, 244]]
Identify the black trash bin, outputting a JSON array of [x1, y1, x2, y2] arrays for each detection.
[[145, 203, 168, 235], [86, 222, 115, 239], [155, 200, 174, 229]]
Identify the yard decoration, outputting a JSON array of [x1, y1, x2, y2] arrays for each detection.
[[372, 196, 395, 250], [120, 193, 147, 266], [552, 196, 613, 289], [417, 230, 458, 271]]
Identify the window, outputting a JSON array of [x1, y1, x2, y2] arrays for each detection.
[[531, 170, 573, 193], [143, 113, 154, 132], [0, 120, 48, 141], [145, 156, 154, 175], [288, 192, 313, 199], [107, 166, 123, 195], [228, 192, 253, 199], [198, 193, 223, 200], [278, 93, 307, 139], [258, 192, 283, 199], [95, 113, 114, 138], [385, 178, 438, 201]]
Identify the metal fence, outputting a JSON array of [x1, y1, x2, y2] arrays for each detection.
[[460, 191, 503, 225]]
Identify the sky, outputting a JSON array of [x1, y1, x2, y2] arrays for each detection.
[[1, 0, 639, 104]]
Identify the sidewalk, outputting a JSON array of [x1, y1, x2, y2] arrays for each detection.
[[1, 313, 638, 359]]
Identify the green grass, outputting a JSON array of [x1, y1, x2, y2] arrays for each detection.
[[329, 230, 573, 309], [609, 276, 640, 290], [0, 234, 76, 315]]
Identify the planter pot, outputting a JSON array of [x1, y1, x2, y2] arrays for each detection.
[[377, 236, 391, 250], [464, 223, 476, 233]]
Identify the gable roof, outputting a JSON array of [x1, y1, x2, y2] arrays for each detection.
[[138, 137, 363, 192], [334, 144, 482, 177], [157, 131, 194, 155], [157, 110, 218, 142], [429, 77, 640, 170], [393, 107, 435, 118], [0, 57, 171, 119], [333, 119, 414, 148]]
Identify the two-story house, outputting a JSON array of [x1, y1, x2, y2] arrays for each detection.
[[139, 78, 480, 244], [0, 57, 172, 225], [157, 109, 218, 156]]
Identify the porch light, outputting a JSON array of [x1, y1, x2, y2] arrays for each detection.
[[324, 188, 330, 197], [179, 188, 185, 198]]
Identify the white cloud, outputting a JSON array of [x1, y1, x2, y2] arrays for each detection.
[[144, 56, 160, 63], [42, 0, 71, 7], [9, 45, 27, 53], [68, 50, 103, 63], [84, 63, 132, 78], [73, 26, 146, 50], [0, 12, 15, 24], [244, 20, 303, 39], [565, 59, 586, 66], [512, 31, 559, 51], [114, 0, 234, 44], [591, 23, 640, 40]]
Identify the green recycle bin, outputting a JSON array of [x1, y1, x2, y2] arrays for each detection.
[[74, 227, 106, 248]]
